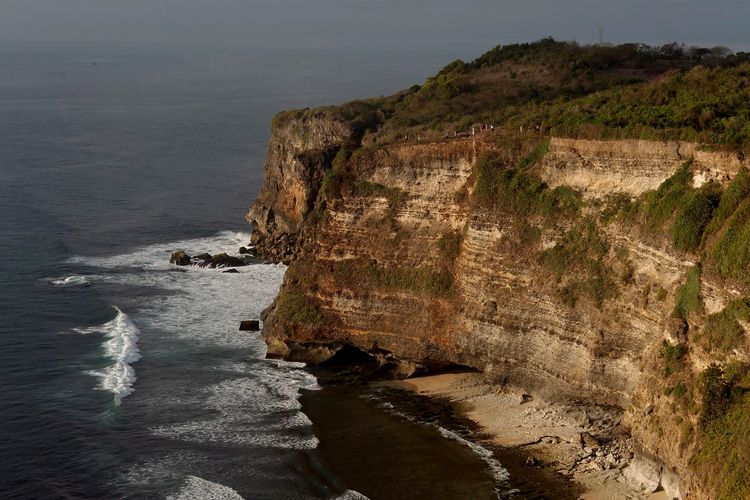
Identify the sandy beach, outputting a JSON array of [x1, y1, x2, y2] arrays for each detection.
[[388, 372, 671, 500]]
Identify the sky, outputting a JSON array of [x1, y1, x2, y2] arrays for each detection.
[[1, 0, 748, 52]]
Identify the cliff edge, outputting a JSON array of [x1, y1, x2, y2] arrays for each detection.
[[248, 40, 750, 499]]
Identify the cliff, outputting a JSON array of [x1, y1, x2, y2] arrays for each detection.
[[248, 41, 750, 499]]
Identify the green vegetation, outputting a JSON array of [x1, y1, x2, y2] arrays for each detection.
[[474, 149, 580, 220], [699, 298, 750, 352], [704, 168, 750, 237], [624, 162, 721, 252], [661, 340, 687, 376], [674, 265, 703, 319], [277, 291, 324, 328], [330, 259, 454, 297], [275, 38, 750, 149], [436, 231, 463, 260], [540, 218, 615, 306], [693, 363, 750, 500], [711, 195, 750, 282], [672, 183, 722, 252], [354, 181, 407, 208], [517, 139, 550, 169], [276, 258, 325, 328], [640, 163, 694, 230]]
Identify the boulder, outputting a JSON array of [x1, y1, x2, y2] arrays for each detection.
[[192, 253, 213, 266], [223, 268, 240, 274], [194, 253, 246, 269], [239, 320, 260, 331], [623, 456, 661, 494], [170, 250, 191, 266], [580, 431, 600, 449]]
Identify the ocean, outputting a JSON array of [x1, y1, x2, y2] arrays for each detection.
[[0, 41, 528, 499]]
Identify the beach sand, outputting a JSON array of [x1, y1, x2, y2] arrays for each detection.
[[387, 372, 671, 500]]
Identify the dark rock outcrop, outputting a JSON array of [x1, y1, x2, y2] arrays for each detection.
[[239, 320, 260, 331], [170, 250, 191, 266]]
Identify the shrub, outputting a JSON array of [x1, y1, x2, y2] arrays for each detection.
[[437, 231, 463, 260], [700, 298, 750, 352], [474, 151, 580, 220], [671, 182, 721, 252], [711, 199, 750, 282]]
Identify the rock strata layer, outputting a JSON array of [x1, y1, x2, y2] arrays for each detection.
[[248, 112, 749, 498]]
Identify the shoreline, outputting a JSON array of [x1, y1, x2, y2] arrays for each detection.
[[384, 372, 670, 500]]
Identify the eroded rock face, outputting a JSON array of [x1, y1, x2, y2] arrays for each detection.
[[246, 114, 353, 261], [248, 126, 747, 498]]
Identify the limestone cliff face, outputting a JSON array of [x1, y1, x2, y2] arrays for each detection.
[[249, 121, 749, 498], [247, 114, 353, 261]]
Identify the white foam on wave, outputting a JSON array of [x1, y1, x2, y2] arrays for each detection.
[[331, 490, 370, 500], [68, 230, 257, 272], [435, 426, 510, 485], [77, 306, 141, 405], [166, 476, 244, 500], [51, 275, 90, 286], [151, 362, 319, 449]]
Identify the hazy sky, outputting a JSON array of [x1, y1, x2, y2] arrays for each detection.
[[2, 0, 748, 52]]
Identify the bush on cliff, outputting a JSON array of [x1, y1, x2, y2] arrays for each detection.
[[474, 147, 580, 220], [699, 298, 750, 352], [674, 265, 703, 319], [693, 363, 750, 500], [540, 217, 616, 307]]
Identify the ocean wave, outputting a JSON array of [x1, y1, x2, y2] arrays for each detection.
[[78, 306, 141, 405], [167, 476, 244, 500], [68, 230, 260, 272], [332, 490, 370, 500], [51, 275, 90, 286], [150, 365, 319, 449]]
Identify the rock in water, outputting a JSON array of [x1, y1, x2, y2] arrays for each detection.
[[208, 253, 246, 268], [223, 268, 240, 274], [192, 253, 213, 266], [239, 320, 260, 331], [170, 250, 191, 266]]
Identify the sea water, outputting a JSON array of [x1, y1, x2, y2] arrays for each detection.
[[0, 41, 525, 499]]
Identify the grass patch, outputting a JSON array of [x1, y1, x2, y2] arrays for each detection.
[[437, 231, 463, 260], [517, 138, 550, 169], [699, 298, 750, 352], [672, 182, 722, 252], [711, 198, 750, 282], [474, 150, 580, 220], [674, 265, 703, 319], [540, 218, 616, 306], [330, 259, 454, 297], [355, 181, 407, 207], [276, 291, 324, 328], [692, 363, 750, 500], [641, 163, 693, 229]]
